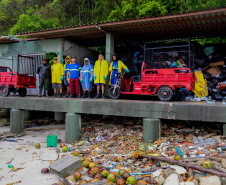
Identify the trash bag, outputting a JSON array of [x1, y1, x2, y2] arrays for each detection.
[[204, 46, 215, 57], [212, 77, 223, 86], [170, 62, 177, 68], [192, 70, 208, 98], [203, 72, 212, 81], [207, 81, 214, 88], [220, 89, 226, 96], [211, 92, 223, 101], [154, 62, 162, 69], [194, 58, 210, 68], [210, 52, 225, 63], [160, 61, 169, 69], [220, 73, 226, 81]]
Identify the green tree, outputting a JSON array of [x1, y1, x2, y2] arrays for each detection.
[[9, 8, 59, 35]]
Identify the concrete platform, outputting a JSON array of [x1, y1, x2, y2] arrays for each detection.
[[0, 96, 226, 123]]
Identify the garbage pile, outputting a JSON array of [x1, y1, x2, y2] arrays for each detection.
[[193, 43, 226, 102], [41, 117, 226, 185]]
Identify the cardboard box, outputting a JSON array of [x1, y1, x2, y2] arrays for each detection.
[[209, 61, 224, 66], [206, 66, 222, 77]]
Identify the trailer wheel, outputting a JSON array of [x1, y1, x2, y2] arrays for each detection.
[[1, 85, 10, 97], [18, 88, 27, 97], [157, 86, 174, 101], [108, 86, 120, 99]]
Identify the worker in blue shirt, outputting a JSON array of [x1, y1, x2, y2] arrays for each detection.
[[67, 56, 81, 98], [63, 56, 71, 97]]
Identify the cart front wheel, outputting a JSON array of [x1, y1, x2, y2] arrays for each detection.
[[157, 86, 174, 101], [108, 86, 120, 99], [18, 88, 27, 97], [1, 85, 10, 97]]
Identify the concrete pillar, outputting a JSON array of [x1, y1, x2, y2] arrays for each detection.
[[143, 118, 162, 142], [57, 39, 64, 64], [65, 113, 81, 143], [24, 110, 30, 121], [10, 109, 25, 134], [105, 33, 114, 96], [54, 112, 65, 123], [4, 108, 10, 117], [105, 34, 114, 65], [223, 124, 226, 136]]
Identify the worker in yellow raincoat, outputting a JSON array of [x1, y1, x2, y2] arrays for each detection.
[[63, 56, 71, 97], [94, 53, 108, 99], [51, 57, 64, 97], [109, 53, 129, 85]]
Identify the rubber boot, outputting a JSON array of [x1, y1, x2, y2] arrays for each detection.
[[87, 93, 91, 99], [45, 90, 49, 97], [39, 89, 42, 97]]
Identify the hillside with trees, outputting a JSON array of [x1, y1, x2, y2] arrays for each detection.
[[0, 0, 225, 36]]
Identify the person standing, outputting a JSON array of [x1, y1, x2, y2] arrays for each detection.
[[94, 53, 108, 99], [63, 56, 71, 97], [37, 58, 50, 97], [80, 58, 93, 98], [51, 57, 64, 97], [109, 53, 129, 85], [67, 56, 81, 98]]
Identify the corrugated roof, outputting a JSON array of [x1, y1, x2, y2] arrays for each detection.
[[0, 7, 226, 45]]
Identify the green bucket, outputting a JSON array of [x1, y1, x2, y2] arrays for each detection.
[[47, 135, 58, 147]]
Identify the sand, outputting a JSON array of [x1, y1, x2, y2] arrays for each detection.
[[0, 126, 66, 185]]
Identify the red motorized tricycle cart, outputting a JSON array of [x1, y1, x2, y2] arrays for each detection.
[[108, 62, 195, 101], [108, 39, 195, 101], [0, 66, 36, 97]]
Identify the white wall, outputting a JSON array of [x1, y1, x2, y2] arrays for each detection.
[[63, 40, 98, 66]]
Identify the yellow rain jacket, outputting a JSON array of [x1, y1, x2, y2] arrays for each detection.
[[64, 56, 71, 83], [109, 60, 128, 85], [51, 58, 64, 83], [94, 58, 109, 84]]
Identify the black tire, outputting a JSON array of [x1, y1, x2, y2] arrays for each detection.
[[1, 85, 10, 97], [18, 88, 27, 97], [108, 86, 120, 99], [157, 86, 174, 101]]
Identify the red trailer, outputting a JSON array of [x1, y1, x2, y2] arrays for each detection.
[[108, 62, 195, 101], [0, 66, 36, 97]]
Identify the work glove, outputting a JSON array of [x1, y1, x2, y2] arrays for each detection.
[[89, 78, 92, 83], [94, 75, 96, 80], [126, 69, 129, 73], [104, 75, 107, 80], [80, 80, 83, 83], [60, 76, 64, 81]]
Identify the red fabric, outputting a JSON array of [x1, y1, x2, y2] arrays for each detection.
[[69, 78, 80, 96]]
